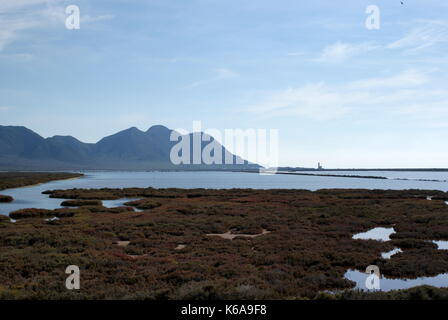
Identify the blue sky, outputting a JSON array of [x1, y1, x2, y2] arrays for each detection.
[[0, 0, 447, 168]]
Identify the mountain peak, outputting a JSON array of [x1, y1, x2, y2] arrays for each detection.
[[103, 127, 145, 138], [49, 135, 78, 140], [47, 135, 87, 145], [146, 125, 171, 133], [0, 124, 259, 170], [123, 127, 142, 133]]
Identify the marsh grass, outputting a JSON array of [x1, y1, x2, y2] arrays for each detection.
[[1, 187, 448, 299]]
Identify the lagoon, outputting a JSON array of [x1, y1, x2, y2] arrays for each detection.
[[1, 170, 448, 216], [345, 270, 448, 292]]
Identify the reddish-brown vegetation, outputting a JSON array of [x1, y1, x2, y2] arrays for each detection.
[[0, 195, 13, 203], [9, 208, 55, 219], [1, 187, 448, 299], [0, 172, 83, 190], [60, 200, 103, 207]]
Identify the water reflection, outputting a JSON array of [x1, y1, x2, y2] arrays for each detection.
[[103, 198, 144, 212], [353, 227, 395, 241], [44, 217, 60, 222], [433, 240, 448, 250], [345, 269, 448, 291], [381, 248, 402, 259], [1, 171, 448, 216]]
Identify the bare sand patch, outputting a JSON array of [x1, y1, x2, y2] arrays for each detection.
[[126, 254, 147, 259], [207, 229, 271, 240], [114, 241, 130, 247]]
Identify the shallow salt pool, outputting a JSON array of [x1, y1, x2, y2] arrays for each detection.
[[344, 270, 448, 291], [381, 248, 402, 259], [352, 227, 395, 241], [102, 198, 144, 212], [432, 240, 448, 250], [348, 230, 448, 291]]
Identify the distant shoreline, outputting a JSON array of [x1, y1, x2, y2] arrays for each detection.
[[275, 168, 448, 172], [0, 172, 84, 191], [1, 168, 448, 173], [271, 171, 388, 180], [243, 170, 448, 182]]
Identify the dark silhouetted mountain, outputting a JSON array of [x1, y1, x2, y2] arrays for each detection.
[[94, 127, 155, 161], [0, 125, 46, 156], [0, 125, 259, 170], [46, 136, 94, 163]]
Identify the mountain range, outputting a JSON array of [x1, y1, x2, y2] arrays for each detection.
[[0, 125, 258, 170]]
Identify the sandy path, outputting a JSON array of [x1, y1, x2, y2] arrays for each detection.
[[207, 229, 271, 240]]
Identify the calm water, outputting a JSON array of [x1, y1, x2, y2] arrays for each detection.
[[1, 170, 448, 216], [345, 270, 448, 291], [433, 241, 448, 250], [294, 170, 448, 182], [381, 248, 402, 259], [352, 227, 396, 241], [103, 198, 144, 212], [349, 226, 448, 290]]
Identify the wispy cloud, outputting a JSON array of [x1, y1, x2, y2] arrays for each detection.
[[248, 82, 355, 120], [0, 18, 38, 51], [388, 20, 448, 52], [315, 42, 378, 63], [83, 14, 114, 23], [214, 68, 238, 80], [348, 69, 432, 89], [185, 68, 238, 88], [313, 20, 448, 64], [287, 51, 305, 57], [0, 106, 12, 111], [0, 0, 52, 13], [247, 69, 448, 124], [0, 0, 64, 52], [0, 0, 113, 52]]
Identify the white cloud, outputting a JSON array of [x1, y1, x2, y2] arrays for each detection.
[[248, 82, 373, 120], [0, 53, 34, 61], [0, 0, 113, 52], [0, 18, 38, 51], [83, 14, 115, 23], [287, 51, 305, 57], [349, 69, 432, 89], [247, 83, 357, 120], [315, 42, 378, 63], [247, 69, 448, 124], [0, 1, 65, 52], [0, 106, 12, 111], [186, 68, 238, 88], [388, 20, 448, 52], [214, 68, 238, 80], [0, 0, 53, 13], [313, 21, 448, 64]]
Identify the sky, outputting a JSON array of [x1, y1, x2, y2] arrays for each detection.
[[0, 0, 448, 168]]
